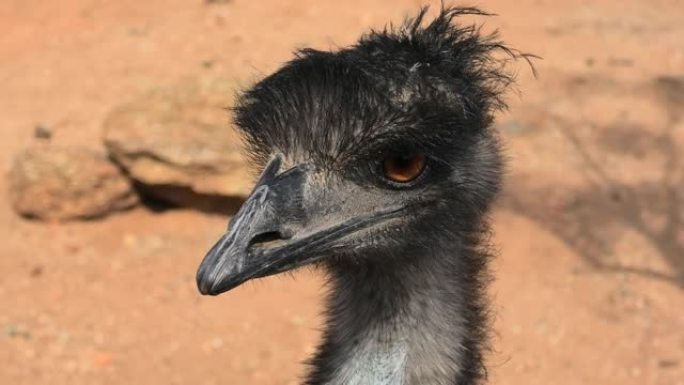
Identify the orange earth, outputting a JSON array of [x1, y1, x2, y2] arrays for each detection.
[[1, 1, 683, 384]]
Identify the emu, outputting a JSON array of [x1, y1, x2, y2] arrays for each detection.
[[197, 7, 523, 385]]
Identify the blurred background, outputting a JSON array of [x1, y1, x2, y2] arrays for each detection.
[[1, 0, 682, 384]]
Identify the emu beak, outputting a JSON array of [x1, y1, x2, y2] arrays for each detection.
[[196, 155, 406, 296], [196, 155, 302, 295]]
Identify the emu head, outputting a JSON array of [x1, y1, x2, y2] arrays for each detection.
[[197, 7, 517, 295]]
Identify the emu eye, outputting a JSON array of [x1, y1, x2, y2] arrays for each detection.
[[382, 153, 426, 184]]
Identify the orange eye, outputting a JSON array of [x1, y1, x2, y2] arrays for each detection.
[[382, 153, 426, 183]]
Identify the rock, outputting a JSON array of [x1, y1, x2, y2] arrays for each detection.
[[8, 146, 138, 220], [103, 78, 252, 211], [33, 125, 53, 140]]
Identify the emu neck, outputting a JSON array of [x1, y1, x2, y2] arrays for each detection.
[[307, 243, 488, 385]]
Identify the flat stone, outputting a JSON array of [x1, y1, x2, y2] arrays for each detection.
[[103, 78, 252, 211], [8, 146, 138, 220]]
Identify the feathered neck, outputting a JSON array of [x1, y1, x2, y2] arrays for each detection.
[[305, 233, 491, 385]]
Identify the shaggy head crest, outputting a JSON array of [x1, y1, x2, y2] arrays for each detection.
[[233, 6, 527, 169]]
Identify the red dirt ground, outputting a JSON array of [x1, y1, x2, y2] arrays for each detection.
[[1, 1, 683, 384]]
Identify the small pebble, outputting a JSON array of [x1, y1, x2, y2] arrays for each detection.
[[658, 359, 679, 368], [34, 125, 52, 140], [30, 265, 44, 277]]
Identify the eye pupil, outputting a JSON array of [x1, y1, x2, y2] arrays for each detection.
[[382, 153, 426, 183]]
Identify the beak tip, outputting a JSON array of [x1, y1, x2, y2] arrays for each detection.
[[197, 282, 210, 295], [196, 278, 220, 296], [196, 265, 236, 296], [196, 265, 215, 295], [196, 279, 210, 296]]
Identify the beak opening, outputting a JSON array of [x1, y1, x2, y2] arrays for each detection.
[[196, 227, 293, 296], [195, 203, 407, 296]]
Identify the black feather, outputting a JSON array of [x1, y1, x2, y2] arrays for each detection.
[[234, 6, 527, 170]]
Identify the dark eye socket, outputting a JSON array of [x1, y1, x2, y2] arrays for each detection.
[[382, 153, 427, 184]]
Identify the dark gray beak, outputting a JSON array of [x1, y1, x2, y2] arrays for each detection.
[[196, 155, 305, 295], [196, 155, 409, 296]]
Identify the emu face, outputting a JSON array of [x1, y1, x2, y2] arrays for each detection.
[[197, 10, 508, 295]]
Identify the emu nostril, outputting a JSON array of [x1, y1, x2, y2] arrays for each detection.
[[248, 231, 289, 250]]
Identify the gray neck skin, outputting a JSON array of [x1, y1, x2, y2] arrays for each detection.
[[306, 243, 486, 385]]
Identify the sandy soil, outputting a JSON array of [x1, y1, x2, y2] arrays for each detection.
[[1, 1, 683, 384]]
